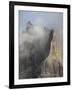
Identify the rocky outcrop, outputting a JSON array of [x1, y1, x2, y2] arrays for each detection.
[[19, 23, 54, 79]]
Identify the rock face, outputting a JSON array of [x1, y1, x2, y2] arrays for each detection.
[[40, 31, 63, 78], [19, 22, 54, 79]]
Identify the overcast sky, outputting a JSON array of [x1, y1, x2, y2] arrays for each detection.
[[19, 10, 63, 32]]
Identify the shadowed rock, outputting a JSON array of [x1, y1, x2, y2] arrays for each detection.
[[19, 26, 54, 79]]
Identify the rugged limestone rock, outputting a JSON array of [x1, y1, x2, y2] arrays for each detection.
[[19, 24, 54, 79]]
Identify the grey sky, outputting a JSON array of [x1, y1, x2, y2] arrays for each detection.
[[19, 10, 63, 32]]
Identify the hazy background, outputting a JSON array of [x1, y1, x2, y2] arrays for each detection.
[[19, 11, 63, 47], [19, 10, 63, 55], [19, 10, 63, 32]]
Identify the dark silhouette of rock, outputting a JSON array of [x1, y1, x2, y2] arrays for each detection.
[[26, 21, 33, 32]]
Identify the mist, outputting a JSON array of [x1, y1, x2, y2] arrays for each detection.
[[19, 11, 63, 79]]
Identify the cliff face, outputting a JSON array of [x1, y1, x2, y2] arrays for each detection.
[[40, 31, 63, 77], [19, 22, 54, 79]]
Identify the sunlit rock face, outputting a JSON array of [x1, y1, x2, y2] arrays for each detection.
[[40, 31, 63, 78], [19, 21, 54, 79]]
